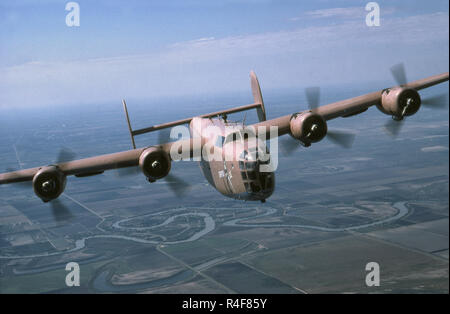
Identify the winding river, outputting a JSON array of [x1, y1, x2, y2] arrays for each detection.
[[0, 202, 409, 260]]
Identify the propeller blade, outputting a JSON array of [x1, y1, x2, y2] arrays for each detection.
[[164, 174, 191, 198], [49, 198, 74, 222], [57, 147, 77, 163], [305, 87, 320, 110], [6, 147, 76, 189], [279, 137, 301, 156], [422, 94, 448, 109], [114, 129, 173, 177], [158, 128, 171, 144], [327, 130, 355, 149], [158, 128, 189, 144], [390, 63, 407, 86], [384, 119, 404, 138]]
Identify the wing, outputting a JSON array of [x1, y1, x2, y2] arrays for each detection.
[[315, 72, 449, 121], [253, 71, 449, 140], [0, 140, 194, 185]]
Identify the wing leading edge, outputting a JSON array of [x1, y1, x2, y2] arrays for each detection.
[[253, 71, 449, 138]]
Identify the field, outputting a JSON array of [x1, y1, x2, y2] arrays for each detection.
[[0, 84, 448, 293]]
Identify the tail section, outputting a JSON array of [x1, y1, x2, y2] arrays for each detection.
[[250, 71, 267, 122], [122, 99, 137, 149], [121, 71, 267, 149]]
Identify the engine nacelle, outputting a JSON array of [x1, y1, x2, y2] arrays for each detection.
[[32, 166, 66, 202], [289, 112, 328, 146], [139, 147, 171, 182], [377, 87, 421, 119]]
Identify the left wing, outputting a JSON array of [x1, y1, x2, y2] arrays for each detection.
[[0, 138, 203, 203], [0, 147, 145, 185], [0, 138, 202, 184]]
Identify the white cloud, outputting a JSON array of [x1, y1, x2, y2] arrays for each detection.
[[421, 146, 449, 153], [0, 12, 448, 108], [290, 6, 395, 21], [306, 7, 367, 19]]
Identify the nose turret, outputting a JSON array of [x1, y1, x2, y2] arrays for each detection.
[[238, 157, 275, 201]]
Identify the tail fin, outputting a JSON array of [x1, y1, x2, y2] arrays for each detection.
[[122, 99, 137, 149], [120, 72, 267, 146], [250, 71, 267, 122], [121, 100, 263, 142]]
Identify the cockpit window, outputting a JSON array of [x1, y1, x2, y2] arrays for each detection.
[[224, 131, 242, 145], [215, 135, 225, 148], [239, 150, 249, 160]]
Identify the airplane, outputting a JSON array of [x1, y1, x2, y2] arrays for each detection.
[[0, 64, 448, 213]]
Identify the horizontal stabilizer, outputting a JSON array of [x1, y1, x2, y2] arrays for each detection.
[[122, 71, 268, 146]]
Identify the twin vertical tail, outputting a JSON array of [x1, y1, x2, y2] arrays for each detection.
[[122, 99, 136, 149], [121, 71, 267, 149], [250, 70, 267, 122]]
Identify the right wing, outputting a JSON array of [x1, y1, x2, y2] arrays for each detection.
[[252, 71, 449, 139]]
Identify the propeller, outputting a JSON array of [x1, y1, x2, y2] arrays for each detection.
[[50, 147, 77, 222], [158, 129, 192, 198], [56, 148, 77, 164], [382, 63, 409, 138], [5, 147, 77, 187], [306, 87, 355, 148], [114, 127, 179, 177], [384, 63, 448, 138], [164, 174, 192, 198], [279, 137, 302, 156], [280, 87, 356, 155], [305, 87, 321, 110], [383, 118, 404, 138], [50, 198, 74, 222], [158, 128, 170, 143], [390, 63, 408, 86], [115, 129, 191, 198], [422, 94, 448, 110], [390, 63, 449, 109], [326, 130, 356, 149], [383, 93, 448, 138], [6, 147, 77, 222]]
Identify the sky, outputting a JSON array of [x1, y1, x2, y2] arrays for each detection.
[[0, 0, 448, 108]]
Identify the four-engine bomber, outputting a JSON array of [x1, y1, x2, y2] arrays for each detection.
[[0, 67, 448, 209]]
